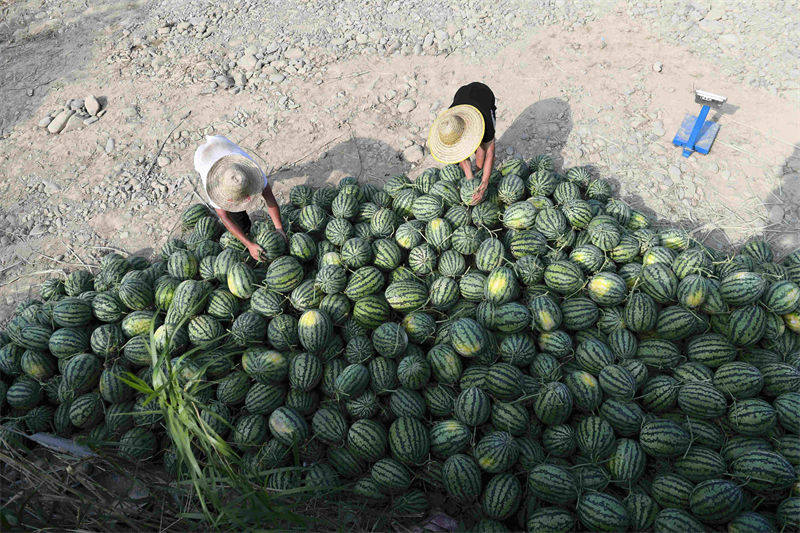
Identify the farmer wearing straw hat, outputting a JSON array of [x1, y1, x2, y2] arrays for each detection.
[[428, 82, 496, 205], [194, 135, 285, 261]]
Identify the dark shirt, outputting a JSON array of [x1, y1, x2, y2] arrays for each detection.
[[450, 82, 496, 144]]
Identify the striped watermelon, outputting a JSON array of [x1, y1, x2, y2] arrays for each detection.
[[527, 463, 578, 506], [577, 491, 629, 532], [481, 473, 521, 521], [347, 418, 387, 462], [471, 430, 518, 473], [268, 406, 309, 446], [639, 419, 691, 458], [720, 271, 767, 306], [544, 261, 584, 294], [677, 382, 727, 420], [265, 256, 304, 293], [731, 450, 796, 491]]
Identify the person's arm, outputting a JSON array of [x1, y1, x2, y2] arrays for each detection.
[[261, 184, 286, 240], [459, 159, 474, 181], [216, 208, 263, 261], [481, 140, 495, 180], [470, 140, 495, 205]]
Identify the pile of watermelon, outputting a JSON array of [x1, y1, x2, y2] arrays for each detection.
[[1, 154, 799, 531]]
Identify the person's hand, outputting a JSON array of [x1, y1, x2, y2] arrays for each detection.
[[246, 242, 265, 262], [470, 181, 488, 206], [276, 228, 288, 241]]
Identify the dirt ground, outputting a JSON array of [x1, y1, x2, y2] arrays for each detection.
[[0, 2, 799, 321]]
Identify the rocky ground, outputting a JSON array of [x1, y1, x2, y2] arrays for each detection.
[[0, 0, 798, 321]]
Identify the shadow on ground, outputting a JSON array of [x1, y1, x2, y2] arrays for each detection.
[[264, 97, 575, 194], [762, 146, 800, 257]]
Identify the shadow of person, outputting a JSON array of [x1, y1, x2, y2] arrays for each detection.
[[496, 98, 573, 172], [266, 136, 414, 196], [260, 97, 574, 202], [759, 145, 800, 258]]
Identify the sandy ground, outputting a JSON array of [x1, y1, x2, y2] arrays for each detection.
[[0, 2, 799, 321]]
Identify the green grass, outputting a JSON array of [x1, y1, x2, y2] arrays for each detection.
[[115, 311, 317, 530]]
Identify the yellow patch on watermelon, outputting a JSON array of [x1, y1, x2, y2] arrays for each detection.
[[454, 341, 480, 357], [299, 311, 320, 328], [265, 351, 285, 365], [537, 311, 557, 332], [430, 219, 442, 230], [270, 417, 290, 435], [478, 456, 496, 470], [784, 312, 800, 333], [488, 277, 508, 296], [443, 421, 461, 432], [589, 277, 611, 295], [787, 287, 800, 302], [684, 291, 704, 308]]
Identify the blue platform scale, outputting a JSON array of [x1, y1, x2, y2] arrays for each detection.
[[672, 89, 727, 157]]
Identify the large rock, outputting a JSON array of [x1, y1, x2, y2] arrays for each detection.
[[403, 145, 424, 163], [238, 54, 258, 71], [398, 98, 417, 113], [85, 95, 101, 116], [285, 47, 304, 60], [47, 110, 74, 134], [63, 113, 87, 132]]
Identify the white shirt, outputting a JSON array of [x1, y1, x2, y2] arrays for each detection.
[[194, 135, 268, 209]]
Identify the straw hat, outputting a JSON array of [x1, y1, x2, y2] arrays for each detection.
[[206, 154, 264, 211], [427, 104, 485, 164]]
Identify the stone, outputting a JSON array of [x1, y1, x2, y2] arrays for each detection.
[[269, 73, 285, 83], [157, 156, 171, 167], [768, 204, 786, 224], [355, 34, 368, 44], [63, 113, 86, 132], [37, 115, 53, 128], [47, 110, 74, 134], [668, 165, 681, 181], [233, 71, 247, 86], [285, 47, 304, 60], [238, 54, 258, 71], [85, 95, 101, 116], [698, 18, 724, 34], [83, 116, 100, 125], [122, 106, 138, 118], [215, 75, 234, 89], [403, 145, 424, 163], [397, 98, 416, 113], [652, 61, 663, 73], [42, 179, 60, 194]]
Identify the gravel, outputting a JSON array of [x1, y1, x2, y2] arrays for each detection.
[[96, 0, 798, 97]]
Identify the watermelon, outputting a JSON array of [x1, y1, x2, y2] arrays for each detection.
[[577, 491, 629, 532]]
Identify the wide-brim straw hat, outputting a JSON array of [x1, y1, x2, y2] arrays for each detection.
[[427, 104, 485, 164], [206, 154, 264, 211]]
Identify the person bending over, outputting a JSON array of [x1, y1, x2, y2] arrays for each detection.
[[194, 135, 285, 261], [427, 82, 496, 205]]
